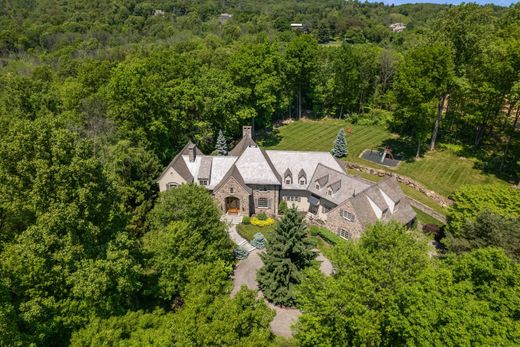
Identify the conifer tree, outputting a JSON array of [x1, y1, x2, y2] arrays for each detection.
[[257, 207, 315, 307], [215, 129, 228, 155], [331, 128, 348, 158]]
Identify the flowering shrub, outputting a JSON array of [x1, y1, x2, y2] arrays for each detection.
[[250, 217, 275, 227]]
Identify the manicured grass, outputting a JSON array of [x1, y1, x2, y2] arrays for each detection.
[[413, 207, 444, 227], [236, 223, 276, 241], [260, 119, 505, 199]]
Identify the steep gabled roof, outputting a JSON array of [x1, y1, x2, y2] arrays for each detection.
[[316, 174, 329, 187], [229, 136, 257, 157], [308, 163, 370, 205], [298, 168, 307, 179], [212, 164, 252, 194], [234, 146, 281, 185], [284, 168, 292, 178], [157, 141, 200, 182], [329, 180, 342, 194]]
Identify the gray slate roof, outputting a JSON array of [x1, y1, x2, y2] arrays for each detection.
[[266, 150, 344, 190], [234, 146, 281, 185], [198, 156, 213, 180], [229, 135, 257, 157], [348, 177, 415, 227], [212, 164, 252, 194], [307, 164, 370, 205], [157, 141, 199, 182]]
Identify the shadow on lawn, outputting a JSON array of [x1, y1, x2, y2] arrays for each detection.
[[379, 138, 418, 163], [449, 143, 519, 184]]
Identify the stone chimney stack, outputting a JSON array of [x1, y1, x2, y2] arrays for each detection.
[[242, 126, 252, 138], [188, 143, 196, 162]]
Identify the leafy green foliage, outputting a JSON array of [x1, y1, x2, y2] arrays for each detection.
[[331, 128, 347, 157], [257, 207, 315, 306], [447, 183, 520, 234], [447, 209, 520, 260], [278, 200, 288, 215], [234, 247, 249, 260], [296, 223, 520, 346], [242, 215, 251, 225], [144, 185, 234, 301]]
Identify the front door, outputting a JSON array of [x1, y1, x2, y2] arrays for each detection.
[[225, 196, 240, 214]]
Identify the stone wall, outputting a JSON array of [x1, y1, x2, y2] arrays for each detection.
[[251, 185, 279, 216], [213, 176, 250, 215], [344, 162, 453, 208], [325, 200, 364, 240]]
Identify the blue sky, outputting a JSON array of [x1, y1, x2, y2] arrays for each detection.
[[374, 0, 517, 5]]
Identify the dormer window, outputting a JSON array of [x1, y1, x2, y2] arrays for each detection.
[[315, 182, 320, 190], [284, 168, 292, 185], [298, 169, 307, 186], [341, 210, 355, 222], [327, 187, 333, 196], [199, 179, 208, 186]]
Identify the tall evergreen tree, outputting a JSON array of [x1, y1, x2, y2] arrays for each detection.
[[215, 129, 228, 156], [331, 128, 348, 158], [257, 207, 315, 307]]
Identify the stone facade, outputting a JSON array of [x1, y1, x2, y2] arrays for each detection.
[[250, 185, 279, 216], [213, 176, 250, 215], [325, 200, 364, 240]]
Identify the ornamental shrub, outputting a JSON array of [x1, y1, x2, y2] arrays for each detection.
[[257, 212, 268, 221], [250, 217, 275, 227], [233, 247, 249, 260], [279, 200, 288, 215], [242, 216, 251, 225], [251, 233, 267, 249]]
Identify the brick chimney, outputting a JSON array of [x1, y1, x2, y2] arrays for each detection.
[[188, 143, 196, 162], [242, 126, 252, 138]]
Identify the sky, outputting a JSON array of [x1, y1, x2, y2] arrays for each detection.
[[374, 0, 517, 5]]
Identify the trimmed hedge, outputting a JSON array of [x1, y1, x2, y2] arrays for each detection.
[[242, 216, 251, 225], [309, 225, 344, 245]]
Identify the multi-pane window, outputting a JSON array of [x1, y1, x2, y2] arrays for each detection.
[[199, 180, 208, 186], [230, 187, 234, 193], [284, 196, 301, 202], [341, 210, 355, 222], [258, 198, 269, 208], [166, 182, 178, 190], [285, 176, 292, 184], [339, 228, 351, 240], [299, 178, 306, 185]]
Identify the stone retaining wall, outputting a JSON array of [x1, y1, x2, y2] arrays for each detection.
[[345, 162, 453, 208]]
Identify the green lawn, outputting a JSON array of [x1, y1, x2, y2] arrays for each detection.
[[413, 207, 444, 227], [236, 223, 276, 241], [260, 119, 504, 200]]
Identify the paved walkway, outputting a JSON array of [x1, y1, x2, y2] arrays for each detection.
[[222, 214, 255, 252], [229, 240, 334, 338]]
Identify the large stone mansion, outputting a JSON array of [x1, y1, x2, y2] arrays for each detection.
[[158, 126, 416, 240]]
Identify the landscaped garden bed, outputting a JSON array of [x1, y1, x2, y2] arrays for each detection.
[[236, 221, 277, 241]]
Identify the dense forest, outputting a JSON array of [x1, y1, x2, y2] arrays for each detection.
[[0, 0, 519, 345]]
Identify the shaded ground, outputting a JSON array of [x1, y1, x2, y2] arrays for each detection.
[[361, 149, 401, 167]]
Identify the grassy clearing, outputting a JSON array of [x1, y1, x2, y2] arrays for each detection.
[[236, 223, 276, 241], [260, 118, 504, 199], [413, 207, 444, 227]]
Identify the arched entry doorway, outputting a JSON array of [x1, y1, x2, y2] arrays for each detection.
[[225, 196, 240, 214]]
